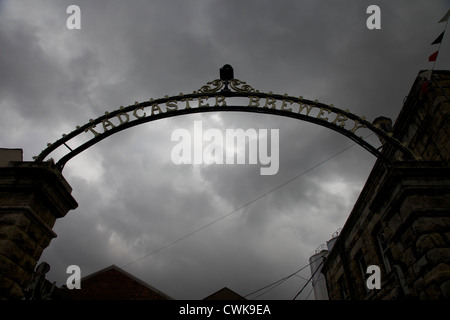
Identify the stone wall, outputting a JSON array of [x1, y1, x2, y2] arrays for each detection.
[[390, 70, 450, 162], [0, 161, 77, 299], [322, 70, 450, 299]]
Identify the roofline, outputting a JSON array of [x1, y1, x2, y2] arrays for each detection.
[[79, 264, 175, 300]]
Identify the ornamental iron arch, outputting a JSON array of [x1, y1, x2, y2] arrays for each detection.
[[34, 65, 418, 170]]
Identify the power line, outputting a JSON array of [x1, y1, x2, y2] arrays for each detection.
[[244, 254, 324, 299], [122, 136, 371, 269], [304, 282, 315, 300], [292, 260, 324, 300], [294, 274, 310, 281]]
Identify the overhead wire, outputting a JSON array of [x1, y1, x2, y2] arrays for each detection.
[[305, 285, 315, 300], [244, 254, 324, 299], [121, 133, 375, 269], [292, 259, 324, 300]]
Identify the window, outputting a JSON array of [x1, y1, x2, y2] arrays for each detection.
[[339, 277, 350, 300], [357, 252, 369, 292], [355, 251, 370, 293], [376, 230, 392, 273]]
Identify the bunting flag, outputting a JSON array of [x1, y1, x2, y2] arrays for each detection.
[[431, 31, 445, 44], [421, 10, 449, 94], [438, 9, 450, 23], [429, 50, 439, 62], [421, 80, 430, 94], [427, 10, 450, 67], [418, 70, 433, 80], [418, 70, 432, 93]]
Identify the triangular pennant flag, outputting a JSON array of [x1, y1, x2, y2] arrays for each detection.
[[438, 10, 450, 23], [420, 80, 429, 93], [429, 50, 439, 62], [418, 70, 433, 80], [421, 80, 431, 94], [431, 31, 445, 44]]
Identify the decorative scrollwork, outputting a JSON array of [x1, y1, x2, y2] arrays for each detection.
[[229, 79, 256, 93], [196, 78, 257, 94], [196, 79, 224, 94]]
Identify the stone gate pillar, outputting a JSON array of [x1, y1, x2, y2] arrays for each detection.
[[0, 149, 78, 299]]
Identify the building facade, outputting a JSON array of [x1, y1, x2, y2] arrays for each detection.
[[320, 70, 450, 299]]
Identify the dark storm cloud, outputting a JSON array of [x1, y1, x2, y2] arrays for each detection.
[[1, 0, 449, 300]]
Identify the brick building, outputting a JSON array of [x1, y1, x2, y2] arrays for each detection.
[[46, 265, 245, 300], [56, 265, 173, 300], [203, 287, 246, 300], [320, 70, 450, 299]]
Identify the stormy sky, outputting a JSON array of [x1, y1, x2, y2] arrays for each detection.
[[1, 0, 449, 300]]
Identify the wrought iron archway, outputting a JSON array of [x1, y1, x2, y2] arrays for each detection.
[[34, 65, 418, 170]]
